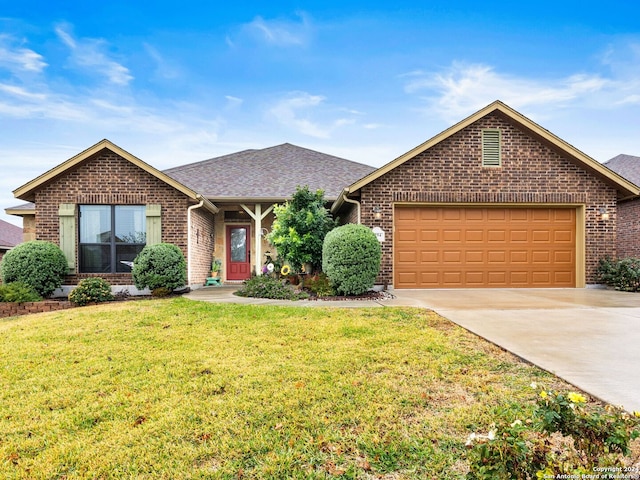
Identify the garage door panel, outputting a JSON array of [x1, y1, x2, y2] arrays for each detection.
[[510, 230, 528, 242], [488, 209, 507, 221], [442, 250, 461, 262], [554, 251, 573, 263], [420, 250, 439, 262], [396, 229, 418, 243], [443, 230, 461, 242], [466, 250, 484, 263], [510, 251, 528, 263], [397, 250, 418, 263], [420, 229, 439, 242], [466, 230, 484, 242], [554, 230, 573, 243], [487, 271, 507, 286], [394, 206, 576, 288], [532, 251, 550, 263], [532, 230, 550, 242], [487, 230, 506, 242]]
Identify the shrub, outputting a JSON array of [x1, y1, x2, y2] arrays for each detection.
[[268, 186, 336, 273], [0, 282, 42, 302], [68, 278, 114, 306], [235, 275, 305, 300], [304, 273, 335, 297], [132, 243, 187, 291], [466, 384, 640, 478], [0, 241, 68, 298], [597, 256, 640, 291], [322, 224, 381, 296]]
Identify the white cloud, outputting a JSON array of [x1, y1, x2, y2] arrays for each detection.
[[225, 95, 244, 108], [54, 24, 133, 86], [403, 62, 615, 121], [269, 92, 354, 138], [240, 12, 312, 47], [143, 43, 181, 80], [0, 83, 46, 101], [0, 35, 47, 73]]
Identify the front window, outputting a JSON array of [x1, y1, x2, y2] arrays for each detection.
[[79, 205, 146, 273]]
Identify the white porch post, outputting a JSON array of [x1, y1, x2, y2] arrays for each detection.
[[240, 203, 275, 275]]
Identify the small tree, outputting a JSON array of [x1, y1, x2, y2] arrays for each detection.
[[268, 186, 336, 272], [322, 224, 381, 295], [132, 243, 187, 292], [0, 240, 68, 298]]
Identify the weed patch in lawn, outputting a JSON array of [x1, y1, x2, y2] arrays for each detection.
[[0, 298, 568, 478]]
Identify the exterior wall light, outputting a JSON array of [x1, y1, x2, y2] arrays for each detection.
[[600, 207, 610, 221], [373, 206, 382, 220]]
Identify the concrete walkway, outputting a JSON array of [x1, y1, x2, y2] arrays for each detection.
[[184, 286, 640, 412]]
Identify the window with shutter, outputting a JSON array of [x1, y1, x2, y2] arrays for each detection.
[[482, 129, 501, 167]]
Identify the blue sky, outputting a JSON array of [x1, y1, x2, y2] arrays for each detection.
[[2, 1, 640, 226]]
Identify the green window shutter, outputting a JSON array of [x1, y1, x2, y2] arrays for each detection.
[[146, 204, 162, 245], [58, 203, 76, 272], [482, 129, 501, 167]]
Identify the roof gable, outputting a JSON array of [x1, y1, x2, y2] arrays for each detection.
[[13, 139, 218, 213], [164, 143, 376, 201], [336, 101, 639, 208]]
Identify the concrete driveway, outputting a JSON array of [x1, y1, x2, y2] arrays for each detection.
[[186, 286, 640, 412], [384, 288, 640, 413]]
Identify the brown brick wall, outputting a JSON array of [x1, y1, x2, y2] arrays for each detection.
[[616, 198, 640, 258], [190, 206, 216, 284], [0, 300, 76, 319], [34, 149, 203, 286], [359, 112, 618, 286]]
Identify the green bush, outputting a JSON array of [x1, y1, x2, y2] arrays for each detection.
[[597, 257, 640, 291], [322, 224, 381, 296], [68, 278, 114, 306], [235, 275, 306, 300], [304, 273, 335, 297], [132, 243, 187, 291], [0, 241, 68, 298], [268, 186, 336, 273], [0, 282, 42, 302]]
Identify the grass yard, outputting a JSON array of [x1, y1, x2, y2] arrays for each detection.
[[0, 298, 568, 479]]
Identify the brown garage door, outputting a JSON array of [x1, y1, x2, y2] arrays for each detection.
[[394, 206, 576, 288]]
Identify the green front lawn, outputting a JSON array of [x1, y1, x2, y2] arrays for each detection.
[[1, 298, 565, 479]]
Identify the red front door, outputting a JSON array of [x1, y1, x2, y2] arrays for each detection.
[[226, 225, 251, 280]]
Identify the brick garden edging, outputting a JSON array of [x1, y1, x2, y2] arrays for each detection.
[[0, 301, 77, 319]]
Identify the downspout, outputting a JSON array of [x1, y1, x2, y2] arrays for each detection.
[[341, 194, 361, 224], [187, 197, 205, 286]]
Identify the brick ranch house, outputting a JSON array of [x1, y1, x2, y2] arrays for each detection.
[[6, 100, 639, 293], [7, 141, 373, 295]]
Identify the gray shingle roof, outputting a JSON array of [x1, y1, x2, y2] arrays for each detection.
[[163, 143, 376, 201], [0, 219, 22, 249], [603, 154, 640, 187]]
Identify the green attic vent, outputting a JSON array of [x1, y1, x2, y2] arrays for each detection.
[[482, 129, 501, 167]]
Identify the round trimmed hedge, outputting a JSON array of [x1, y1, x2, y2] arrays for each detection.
[[132, 243, 187, 292], [0, 240, 68, 298], [322, 224, 381, 296]]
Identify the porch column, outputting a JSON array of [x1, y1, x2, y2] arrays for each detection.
[[240, 203, 275, 275]]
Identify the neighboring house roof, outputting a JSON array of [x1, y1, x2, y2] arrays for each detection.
[[333, 100, 640, 212], [5, 202, 35, 216], [12, 139, 218, 214], [164, 143, 376, 202], [603, 154, 640, 187], [0, 219, 22, 250]]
